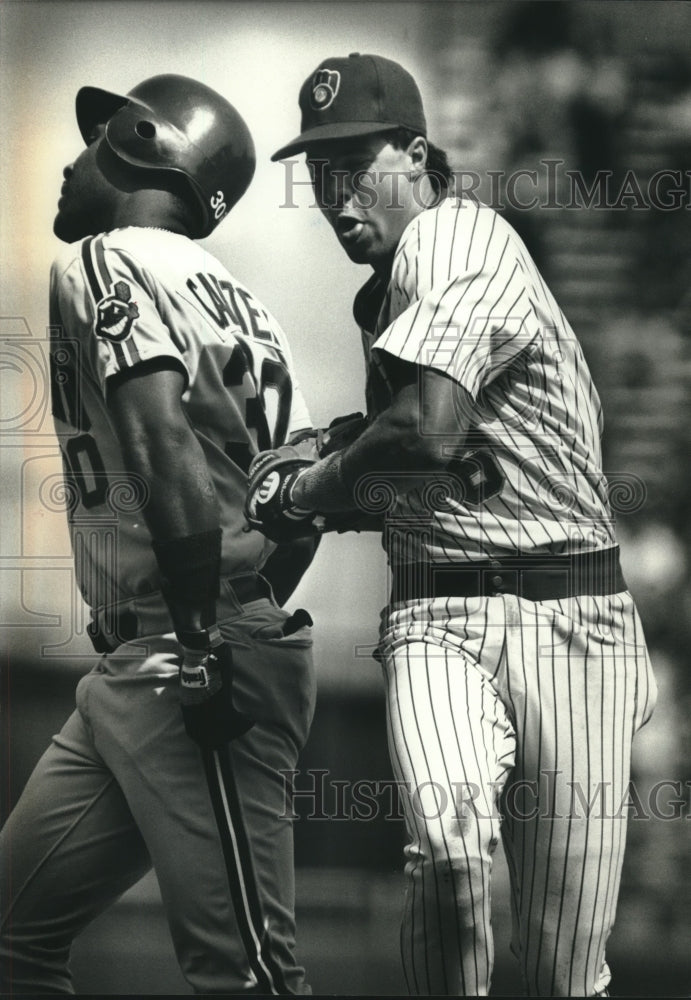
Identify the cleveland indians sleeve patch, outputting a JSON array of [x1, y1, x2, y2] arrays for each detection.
[[95, 280, 140, 342], [78, 234, 186, 387]]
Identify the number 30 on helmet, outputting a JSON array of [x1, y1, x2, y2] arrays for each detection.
[[75, 73, 256, 237]]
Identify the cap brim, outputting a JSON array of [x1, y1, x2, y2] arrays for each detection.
[[75, 86, 129, 143], [271, 120, 411, 161]]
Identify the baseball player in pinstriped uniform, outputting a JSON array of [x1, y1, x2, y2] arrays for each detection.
[[247, 54, 658, 996], [0, 75, 316, 994]]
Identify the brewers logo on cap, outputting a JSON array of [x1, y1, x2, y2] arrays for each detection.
[[311, 69, 340, 110]]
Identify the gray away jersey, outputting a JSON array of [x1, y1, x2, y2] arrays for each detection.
[[49, 227, 311, 613]]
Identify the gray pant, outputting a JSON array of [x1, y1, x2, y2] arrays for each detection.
[[1, 594, 315, 995]]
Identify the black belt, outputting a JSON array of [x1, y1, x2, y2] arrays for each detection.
[[390, 547, 627, 604], [88, 573, 273, 653]]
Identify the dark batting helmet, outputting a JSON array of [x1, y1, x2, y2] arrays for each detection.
[[75, 74, 256, 237]]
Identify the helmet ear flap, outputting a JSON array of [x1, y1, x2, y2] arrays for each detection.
[[104, 105, 209, 234], [76, 74, 257, 237], [105, 104, 190, 171]]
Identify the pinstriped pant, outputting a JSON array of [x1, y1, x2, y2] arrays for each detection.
[[379, 590, 656, 997]]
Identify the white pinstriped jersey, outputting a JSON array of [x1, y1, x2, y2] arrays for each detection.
[[49, 227, 311, 612], [355, 197, 617, 564]]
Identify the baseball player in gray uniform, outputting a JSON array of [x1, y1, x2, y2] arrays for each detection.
[[0, 74, 316, 994], [246, 54, 657, 996]]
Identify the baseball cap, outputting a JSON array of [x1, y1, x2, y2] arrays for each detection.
[[271, 52, 427, 161]]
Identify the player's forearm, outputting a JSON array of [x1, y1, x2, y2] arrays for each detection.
[[123, 426, 220, 540], [293, 406, 450, 513], [107, 365, 224, 636], [124, 432, 222, 633], [107, 364, 220, 541]]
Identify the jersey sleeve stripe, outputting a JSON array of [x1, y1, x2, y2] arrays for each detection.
[[124, 338, 142, 366], [93, 235, 112, 292], [81, 236, 109, 304], [111, 341, 128, 369]]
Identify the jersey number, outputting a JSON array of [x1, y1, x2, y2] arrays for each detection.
[[62, 434, 108, 510], [51, 342, 109, 511], [223, 341, 292, 473]]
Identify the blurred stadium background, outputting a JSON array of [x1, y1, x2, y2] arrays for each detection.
[[2, 1, 689, 995]]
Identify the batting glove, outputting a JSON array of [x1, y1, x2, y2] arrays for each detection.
[[245, 447, 321, 543], [178, 625, 255, 748]]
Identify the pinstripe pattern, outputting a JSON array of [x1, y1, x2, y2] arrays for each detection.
[[360, 198, 616, 563], [379, 592, 656, 996], [355, 197, 656, 995]]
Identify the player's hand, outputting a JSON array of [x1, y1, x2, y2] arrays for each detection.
[[244, 415, 369, 541], [178, 627, 255, 749], [245, 447, 321, 543], [282, 413, 368, 459], [317, 412, 368, 457]]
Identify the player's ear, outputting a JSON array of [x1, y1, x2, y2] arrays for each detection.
[[407, 136, 428, 177]]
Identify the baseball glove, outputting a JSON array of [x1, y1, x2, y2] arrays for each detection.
[[317, 412, 368, 457], [287, 412, 368, 458]]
